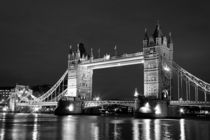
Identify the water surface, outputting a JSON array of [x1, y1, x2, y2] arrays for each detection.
[[0, 113, 210, 140]]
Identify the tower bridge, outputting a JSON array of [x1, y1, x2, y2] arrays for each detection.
[[8, 23, 210, 117]]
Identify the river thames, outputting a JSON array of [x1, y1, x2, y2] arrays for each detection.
[[0, 113, 210, 140]]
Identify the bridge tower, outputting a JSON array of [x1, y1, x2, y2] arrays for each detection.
[[67, 43, 93, 100], [143, 23, 173, 99]]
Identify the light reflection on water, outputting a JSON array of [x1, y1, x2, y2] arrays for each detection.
[[0, 113, 210, 140], [0, 113, 6, 140]]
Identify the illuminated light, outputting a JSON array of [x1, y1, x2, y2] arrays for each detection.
[[32, 114, 38, 140], [113, 121, 120, 140], [34, 106, 40, 112], [143, 119, 151, 140], [91, 123, 99, 140], [94, 97, 100, 101], [179, 108, 184, 114], [139, 102, 151, 113], [132, 120, 140, 140], [2, 106, 8, 112], [0, 112, 6, 140], [134, 88, 139, 97], [205, 110, 209, 114], [154, 104, 161, 115], [68, 104, 74, 111], [180, 119, 185, 140], [154, 119, 160, 140], [163, 65, 170, 72]]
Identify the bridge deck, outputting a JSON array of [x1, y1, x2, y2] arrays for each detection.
[[170, 101, 210, 107], [16, 102, 57, 107], [83, 100, 135, 108], [80, 52, 144, 69], [15, 100, 210, 108]]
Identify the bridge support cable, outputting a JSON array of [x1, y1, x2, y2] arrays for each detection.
[[195, 85, 198, 101], [186, 79, 191, 101], [51, 89, 67, 102], [62, 80, 65, 91], [177, 72, 180, 100], [186, 79, 188, 101], [188, 81, 191, 100], [38, 70, 68, 102], [181, 72, 183, 100], [172, 61, 210, 93], [163, 59, 210, 102], [58, 82, 62, 98], [205, 90, 207, 102]]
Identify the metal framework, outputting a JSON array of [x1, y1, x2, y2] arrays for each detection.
[[13, 54, 210, 108]]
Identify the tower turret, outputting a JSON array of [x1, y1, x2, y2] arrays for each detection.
[[114, 45, 117, 56], [76, 44, 81, 60], [143, 23, 174, 100], [90, 48, 94, 61], [143, 28, 149, 47], [68, 45, 77, 67], [168, 32, 173, 62], [68, 45, 74, 60], [168, 32, 173, 46], [153, 22, 163, 45]]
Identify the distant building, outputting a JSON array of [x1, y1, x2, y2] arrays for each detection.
[[0, 87, 13, 102]]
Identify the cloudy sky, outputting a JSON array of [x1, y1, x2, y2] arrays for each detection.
[[0, 0, 210, 99]]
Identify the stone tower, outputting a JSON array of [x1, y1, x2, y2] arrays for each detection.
[[67, 43, 93, 100], [143, 23, 173, 99]]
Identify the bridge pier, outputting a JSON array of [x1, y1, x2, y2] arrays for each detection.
[[55, 97, 83, 115], [136, 100, 170, 118], [9, 97, 16, 112], [135, 99, 184, 118]]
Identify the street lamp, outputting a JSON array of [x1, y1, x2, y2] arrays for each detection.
[[163, 65, 171, 100]]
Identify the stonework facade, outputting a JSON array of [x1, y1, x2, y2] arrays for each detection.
[[67, 43, 93, 100], [143, 24, 173, 99], [67, 24, 173, 100]]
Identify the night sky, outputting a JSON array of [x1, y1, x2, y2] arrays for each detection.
[[0, 0, 210, 99]]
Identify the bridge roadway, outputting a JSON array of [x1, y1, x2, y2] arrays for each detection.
[[16, 100, 210, 108], [170, 100, 210, 107], [83, 100, 135, 108], [16, 101, 58, 107], [80, 52, 144, 69]]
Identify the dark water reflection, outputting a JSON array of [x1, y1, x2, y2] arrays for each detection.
[[0, 113, 210, 140]]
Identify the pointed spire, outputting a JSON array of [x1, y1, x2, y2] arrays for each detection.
[[90, 48, 94, 58], [76, 43, 80, 59], [72, 52, 75, 59], [134, 88, 139, 97], [153, 21, 163, 38], [77, 43, 80, 52], [69, 45, 73, 54], [114, 45, 117, 50], [144, 28, 149, 40], [114, 45, 117, 56], [168, 32, 173, 44], [157, 20, 160, 30], [98, 48, 101, 58]]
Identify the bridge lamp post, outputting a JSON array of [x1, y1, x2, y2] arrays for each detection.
[[163, 65, 171, 100]]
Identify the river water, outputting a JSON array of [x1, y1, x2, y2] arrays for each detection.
[[0, 113, 210, 140]]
